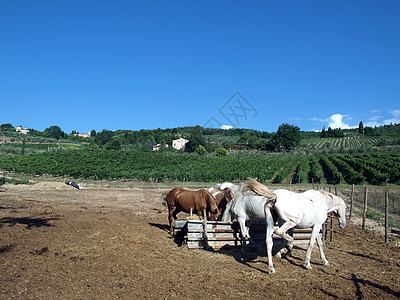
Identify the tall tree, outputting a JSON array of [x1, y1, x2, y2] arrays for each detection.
[[44, 125, 65, 140], [0, 123, 14, 130], [185, 125, 207, 153], [359, 121, 364, 136], [94, 129, 114, 145], [320, 126, 326, 138], [274, 123, 301, 151]]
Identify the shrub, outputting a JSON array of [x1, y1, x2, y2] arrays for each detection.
[[216, 146, 228, 157]]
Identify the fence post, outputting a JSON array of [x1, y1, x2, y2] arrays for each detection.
[[362, 187, 368, 230], [385, 192, 389, 244], [349, 184, 354, 219], [203, 209, 208, 250]]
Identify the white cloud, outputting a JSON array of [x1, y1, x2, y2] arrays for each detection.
[[221, 125, 233, 130], [365, 109, 400, 127], [368, 115, 382, 121], [364, 121, 381, 127], [370, 109, 382, 114], [390, 109, 400, 118], [310, 117, 328, 123], [383, 118, 400, 125], [328, 114, 357, 129]]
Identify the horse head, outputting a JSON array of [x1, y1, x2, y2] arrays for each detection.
[[335, 199, 347, 228], [325, 192, 346, 228], [209, 188, 235, 221], [223, 187, 234, 202], [202, 190, 218, 215]]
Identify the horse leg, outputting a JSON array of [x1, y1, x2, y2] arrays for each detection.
[[265, 219, 276, 274], [245, 221, 255, 245], [316, 226, 329, 266], [196, 208, 203, 220], [237, 217, 249, 254], [276, 228, 294, 258], [168, 208, 180, 235], [304, 224, 322, 270], [168, 208, 175, 235], [274, 221, 296, 258]]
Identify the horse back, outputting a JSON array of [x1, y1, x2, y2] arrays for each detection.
[[175, 189, 204, 212], [166, 188, 186, 207]]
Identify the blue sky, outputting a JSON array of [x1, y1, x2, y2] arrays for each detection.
[[1, 1, 399, 134]]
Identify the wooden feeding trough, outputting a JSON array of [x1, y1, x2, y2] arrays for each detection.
[[174, 217, 333, 250]]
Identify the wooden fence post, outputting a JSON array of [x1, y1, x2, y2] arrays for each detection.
[[385, 192, 389, 244], [203, 209, 208, 250], [362, 187, 368, 230], [349, 184, 354, 219]]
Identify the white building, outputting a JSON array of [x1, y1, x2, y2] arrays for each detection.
[[172, 138, 188, 150], [73, 131, 91, 138], [16, 126, 30, 134], [153, 144, 169, 151]]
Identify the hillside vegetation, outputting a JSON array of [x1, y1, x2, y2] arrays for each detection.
[[1, 150, 399, 186], [1, 122, 400, 186]]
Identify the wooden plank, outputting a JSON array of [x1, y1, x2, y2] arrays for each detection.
[[188, 237, 311, 250], [184, 219, 325, 250]]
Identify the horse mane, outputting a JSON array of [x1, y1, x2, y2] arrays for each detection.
[[199, 189, 214, 202], [243, 178, 277, 200], [319, 191, 343, 205], [199, 189, 211, 197]]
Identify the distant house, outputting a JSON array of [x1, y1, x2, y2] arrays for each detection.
[[172, 138, 188, 150], [16, 126, 30, 134], [153, 144, 168, 151], [73, 131, 91, 138]]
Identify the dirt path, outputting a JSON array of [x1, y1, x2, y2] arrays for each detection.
[[1, 183, 400, 299]]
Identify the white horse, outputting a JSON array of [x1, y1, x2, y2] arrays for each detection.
[[223, 179, 347, 274], [221, 182, 277, 251]]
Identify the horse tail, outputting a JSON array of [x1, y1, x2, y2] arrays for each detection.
[[161, 191, 168, 206], [243, 178, 277, 202]]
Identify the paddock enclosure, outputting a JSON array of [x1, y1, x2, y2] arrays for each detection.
[[1, 182, 400, 299]]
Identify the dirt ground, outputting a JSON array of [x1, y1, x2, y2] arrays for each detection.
[[1, 182, 400, 299]]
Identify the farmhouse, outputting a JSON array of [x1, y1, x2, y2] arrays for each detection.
[[73, 131, 91, 138], [15, 126, 30, 134], [172, 138, 188, 150]]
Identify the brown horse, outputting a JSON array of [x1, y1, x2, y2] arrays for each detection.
[[208, 187, 234, 220], [162, 188, 219, 235]]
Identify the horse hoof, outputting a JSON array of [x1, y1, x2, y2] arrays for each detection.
[[268, 268, 276, 274], [274, 253, 282, 259], [323, 261, 330, 266], [304, 264, 312, 270]]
